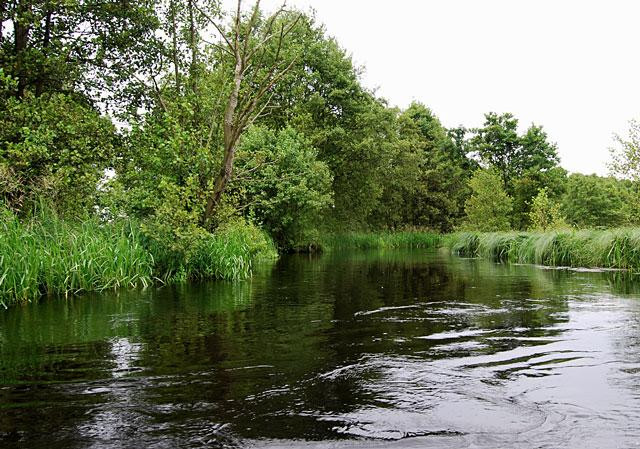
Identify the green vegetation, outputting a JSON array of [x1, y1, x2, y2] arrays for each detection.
[[562, 174, 639, 228], [444, 229, 640, 270], [467, 112, 567, 229], [2, 1, 640, 306], [0, 209, 152, 307], [610, 119, 640, 182], [320, 231, 441, 250], [528, 188, 567, 231], [462, 169, 513, 231], [0, 208, 276, 307]]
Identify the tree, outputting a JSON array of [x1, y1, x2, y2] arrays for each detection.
[[387, 103, 476, 231], [0, 2, 160, 215], [229, 126, 333, 249], [200, 0, 303, 226], [609, 119, 640, 182], [248, 13, 401, 228], [463, 169, 512, 231], [0, 0, 160, 110], [469, 112, 520, 185], [512, 166, 567, 230], [468, 112, 563, 228], [561, 174, 628, 228], [0, 71, 116, 216], [111, 1, 307, 234], [528, 188, 567, 231], [470, 113, 560, 187]]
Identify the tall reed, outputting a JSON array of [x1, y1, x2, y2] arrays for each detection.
[[0, 210, 153, 307], [0, 210, 278, 307], [321, 231, 441, 250], [444, 228, 640, 270]]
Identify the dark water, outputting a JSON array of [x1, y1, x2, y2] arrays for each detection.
[[2, 249, 640, 448]]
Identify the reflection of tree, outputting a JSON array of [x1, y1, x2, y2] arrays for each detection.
[[1, 250, 637, 445]]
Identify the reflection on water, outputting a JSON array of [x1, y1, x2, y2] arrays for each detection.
[[1, 249, 640, 448]]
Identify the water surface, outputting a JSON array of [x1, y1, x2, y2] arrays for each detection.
[[2, 249, 640, 448]]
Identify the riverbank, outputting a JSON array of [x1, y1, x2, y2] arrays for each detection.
[[6, 222, 640, 308], [444, 229, 640, 270], [0, 220, 442, 307], [0, 211, 276, 308], [319, 231, 441, 250]]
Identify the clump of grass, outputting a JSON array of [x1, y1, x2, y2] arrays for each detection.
[[444, 228, 640, 270], [321, 231, 441, 250], [477, 232, 520, 260], [442, 231, 479, 257], [180, 220, 277, 282], [0, 209, 153, 307], [0, 209, 278, 307]]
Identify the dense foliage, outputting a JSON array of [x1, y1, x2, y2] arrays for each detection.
[[2, 0, 639, 304], [462, 169, 512, 232], [528, 188, 567, 231]]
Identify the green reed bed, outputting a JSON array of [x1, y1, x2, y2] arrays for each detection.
[[444, 229, 640, 270], [322, 231, 441, 250], [0, 212, 277, 307], [0, 211, 153, 307], [150, 221, 278, 283]]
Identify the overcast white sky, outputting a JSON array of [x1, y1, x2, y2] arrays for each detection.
[[254, 0, 640, 175]]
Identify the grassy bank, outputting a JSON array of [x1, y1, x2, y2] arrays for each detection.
[[0, 211, 276, 308], [8, 222, 640, 308], [320, 231, 441, 250], [444, 229, 640, 270], [147, 220, 277, 283]]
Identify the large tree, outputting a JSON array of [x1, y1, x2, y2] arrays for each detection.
[[0, 0, 160, 107], [109, 1, 335, 259], [468, 112, 564, 229], [245, 13, 401, 228], [470, 113, 560, 187], [399, 103, 477, 231]]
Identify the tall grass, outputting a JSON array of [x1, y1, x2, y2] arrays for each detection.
[[0, 210, 153, 307], [150, 220, 278, 282], [444, 228, 640, 270], [321, 231, 441, 250], [0, 210, 277, 307]]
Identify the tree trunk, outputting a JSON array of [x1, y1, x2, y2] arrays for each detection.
[[203, 52, 244, 226], [199, 0, 299, 227], [169, 0, 180, 91], [0, 1, 6, 41], [14, 1, 32, 98], [35, 8, 52, 97], [187, 0, 197, 94]]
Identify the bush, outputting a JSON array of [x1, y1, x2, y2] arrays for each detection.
[[528, 188, 568, 231], [143, 218, 277, 282], [231, 126, 333, 250]]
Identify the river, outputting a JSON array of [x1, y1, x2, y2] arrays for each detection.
[[2, 249, 640, 448]]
